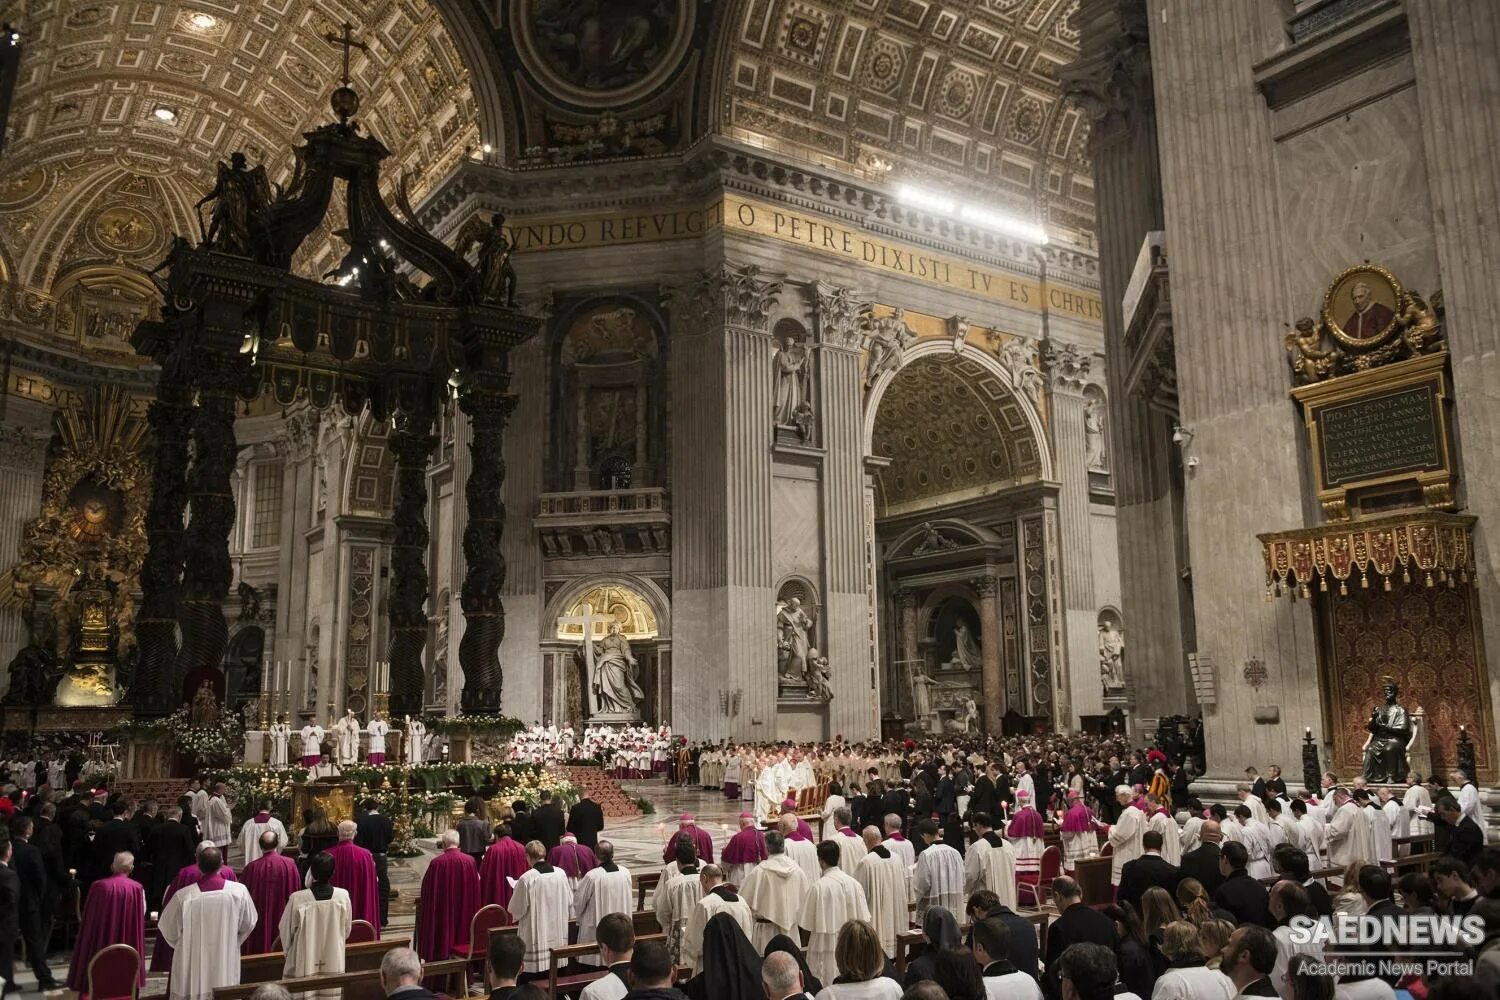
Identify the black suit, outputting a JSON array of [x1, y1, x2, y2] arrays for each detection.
[[530, 803, 566, 851], [1212, 868, 1271, 928], [1176, 842, 1224, 897], [10, 839, 54, 984], [90, 818, 142, 887], [356, 811, 395, 926], [143, 819, 196, 910], [1042, 902, 1117, 998], [1304, 879, 1333, 917], [969, 776, 997, 819], [510, 810, 535, 846], [1118, 853, 1180, 912], [1265, 778, 1287, 799], [0, 862, 18, 988], [982, 904, 1039, 984], [566, 798, 605, 849], [1445, 817, 1485, 866]]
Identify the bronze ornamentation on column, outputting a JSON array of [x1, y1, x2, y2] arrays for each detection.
[[388, 403, 439, 717], [458, 381, 517, 714]]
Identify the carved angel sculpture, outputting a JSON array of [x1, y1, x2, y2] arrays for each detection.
[[196, 152, 272, 257], [1285, 317, 1341, 384], [456, 212, 518, 306]]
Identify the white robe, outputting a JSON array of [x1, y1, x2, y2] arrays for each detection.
[[1148, 811, 1182, 866], [755, 761, 792, 822], [682, 890, 754, 972], [800, 868, 871, 987], [203, 795, 233, 848], [883, 835, 916, 870], [1325, 802, 1375, 868], [268, 723, 292, 768], [821, 795, 848, 841], [279, 887, 352, 990], [786, 837, 821, 884], [1404, 785, 1433, 837], [238, 816, 289, 864], [509, 865, 573, 973], [654, 867, 706, 963], [1239, 819, 1275, 881], [834, 831, 868, 875], [367, 719, 390, 756], [1457, 783, 1487, 842], [1363, 804, 1394, 863], [159, 881, 258, 1000], [857, 850, 909, 958], [573, 863, 633, 966], [965, 837, 1019, 912], [913, 842, 965, 921], [406, 719, 427, 764], [1297, 814, 1328, 870], [334, 717, 361, 765], [1108, 805, 1146, 885], [1178, 816, 1204, 854], [740, 853, 813, 952], [1241, 795, 1269, 825], [299, 726, 325, 760]]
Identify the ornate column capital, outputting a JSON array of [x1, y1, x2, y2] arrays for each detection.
[[0, 425, 50, 469], [665, 262, 785, 334], [1042, 339, 1093, 393], [814, 282, 870, 351], [895, 586, 918, 611], [971, 573, 999, 598], [1059, 0, 1154, 149]]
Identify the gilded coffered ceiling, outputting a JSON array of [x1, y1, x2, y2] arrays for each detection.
[[871, 354, 1043, 515], [0, 0, 479, 362]]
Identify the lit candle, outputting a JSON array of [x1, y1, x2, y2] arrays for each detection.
[[1304, 727, 1311, 737]]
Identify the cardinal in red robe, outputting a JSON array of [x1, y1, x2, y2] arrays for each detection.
[[66, 855, 146, 992], [547, 833, 598, 881], [416, 831, 481, 961], [659, 813, 715, 864], [149, 843, 238, 972], [241, 831, 301, 954], [327, 821, 381, 934], [480, 824, 529, 913]]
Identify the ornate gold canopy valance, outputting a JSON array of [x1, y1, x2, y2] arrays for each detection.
[[1258, 511, 1477, 599]]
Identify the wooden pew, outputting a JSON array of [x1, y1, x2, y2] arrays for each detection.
[[1073, 857, 1113, 907], [486, 910, 662, 953], [239, 936, 411, 985], [1390, 851, 1442, 878], [545, 933, 667, 997], [636, 871, 661, 912], [894, 913, 1048, 977], [213, 957, 467, 1000]]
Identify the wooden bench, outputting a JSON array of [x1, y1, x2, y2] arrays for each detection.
[[1073, 856, 1113, 907], [1389, 851, 1443, 877], [213, 957, 467, 1000], [544, 933, 667, 997], [1393, 833, 1435, 855], [239, 936, 411, 985], [894, 912, 1048, 977], [487, 910, 661, 952], [636, 872, 660, 912]]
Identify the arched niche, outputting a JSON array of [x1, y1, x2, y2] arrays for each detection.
[[541, 574, 672, 729], [550, 296, 666, 492]]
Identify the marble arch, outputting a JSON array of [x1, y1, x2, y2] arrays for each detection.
[[540, 574, 673, 644]]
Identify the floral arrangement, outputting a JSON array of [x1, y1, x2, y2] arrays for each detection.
[[114, 707, 245, 767], [423, 713, 527, 738]]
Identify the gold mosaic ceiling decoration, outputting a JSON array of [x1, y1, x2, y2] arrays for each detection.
[[871, 353, 1043, 514]]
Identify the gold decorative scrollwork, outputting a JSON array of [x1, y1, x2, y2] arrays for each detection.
[[1285, 264, 1444, 385]]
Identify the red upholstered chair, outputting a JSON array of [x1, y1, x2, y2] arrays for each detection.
[[85, 942, 142, 1000], [348, 919, 378, 943], [1018, 846, 1062, 909], [452, 904, 510, 993]]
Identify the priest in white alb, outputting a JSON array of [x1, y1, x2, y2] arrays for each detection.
[[654, 838, 705, 963], [279, 852, 352, 987], [1324, 787, 1376, 868], [828, 806, 868, 874], [882, 814, 916, 869], [963, 812, 1018, 912], [158, 846, 258, 1000], [1144, 794, 1181, 866], [739, 830, 813, 952], [508, 840, 574, 975], [779, 813, 820, 882], [856, 827, 908, 959], [800, 841, 871, 986], [237, 804, 289, 865], [755, 752, 792, 824], [573, 840, 632, 967], [1107, 787, 1147, 888], [912, 818, 965, 922], [681, 864, 754, 973]]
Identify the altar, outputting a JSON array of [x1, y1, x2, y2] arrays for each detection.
[[292, 781, 362, 831]]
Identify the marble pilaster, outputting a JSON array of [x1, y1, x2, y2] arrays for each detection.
[[0, 423, 49, 683], [973, 573, 1002, 733]]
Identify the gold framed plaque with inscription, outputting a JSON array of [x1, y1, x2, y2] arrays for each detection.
[[1290, 350, 1455, 521]]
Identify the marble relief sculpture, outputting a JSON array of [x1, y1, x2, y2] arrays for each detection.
[[1084, 395, 1109, 471], [863, 308, 915, 388], [805, 648, 832, 702], [949, 623, 982, 672]]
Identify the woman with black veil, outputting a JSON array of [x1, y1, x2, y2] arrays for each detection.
[[902, 906, 961, 986], [765, 933, 824, 994], [683, 911, 764, 1000]]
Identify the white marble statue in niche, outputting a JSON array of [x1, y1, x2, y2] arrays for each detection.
[[1084, 392, 1109, 471], [772, 335, 811, 427], [1098, 613, 1126, 691], [776, 597, 815, 682], [948, 622, 982, 672]]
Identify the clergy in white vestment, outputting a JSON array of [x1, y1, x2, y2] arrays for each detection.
[[1451, 771, 1488, 842], [1356, 792, 1395, 863], [857, 828, 909, 959], [739, 830, 813, 952], [1290, 800, 1327, 869], [780, 814, 821, 883], [821, 789, 849, 841], [1231, 807, 1276, 881], [882, 814, 916, 870], [681, 865, 754, 973], [800, 842, 872, 987], [1146, 799, 1181, 866], [158, 847, 258, 1000], [1404, 778, 1433, 837], [1324, 789, 1376, 868], [509, 840, 575, 974], [1107, 788, 1146, 886], [237, 806, 289, 865], [1236, 785, 1270, 825], [1014, 765, 1036, 808], [912, 819, 965, 923], [573, 841, 632, 967], [755, 754, 792, 823], [828, 807, 868, 875], [279, 852, 353, 994], [963, 814, 1018, 913], [654, 839, 706, 963], [1178, 803, 1205, 855]]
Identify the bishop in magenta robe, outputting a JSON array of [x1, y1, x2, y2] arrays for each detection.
[[780, 799, 815, 842], [241, 835, 301, 954], [150, 847, 238, 973], [326, 824, 381, 935], [480, 828, 529, 912], [659, 814, 714, 864], [66, 860, 146, 992], [416, 833, 482, 961], [547, 833, 598, 882], [721, 813, 767, 885]]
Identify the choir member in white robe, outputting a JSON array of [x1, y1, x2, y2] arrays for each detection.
[[1237, 810, 1276, 881], [1291, 800, 1327, 869], [1357, 793, 1394, 863], [1236, 785, 1269, 825], [1404, 778, 1434, 837], [1324, 789, 1375, 868], [1146, 801, 1182, 866], [800, 842, 871, 987], [821, 790, 849, 842], [681, 866, 754, 973], [739, 831, 813, 952], [882, 814, 916, 869], [1178, 806, 1205, 855], [963, 816, 1019, 913], [827, 807, 868, 875], [655, 841, 707, 964], [279, 853, 352, 994], [755, 755, 792, 823], [573, 841, 632, 967], [780, 814, 821, 883], [1108, 788, 1146, 887], [1452, 771, 1488, 842], [856, 828, 908, 959], [509, 840, 574, 974], [911, 819, 965, 922], [1014, 766, 1036, 807], [158, 848, 258, 1000], [237, 808, 289, 865]]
